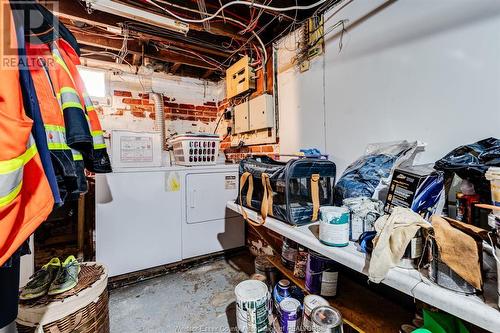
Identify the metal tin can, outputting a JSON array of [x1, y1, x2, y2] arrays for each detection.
[[273, 279, 291, 314], [235, 280, 270, 333], [302, 295, 329, 332], [319, 206, 350, 247], [281, 237, 298, 270], [279, 297, 301, 333], [305, 251, 339, 297], [255, 255, 279, 289], [293, 245, 308, 279], [311, 305, 343, 333]]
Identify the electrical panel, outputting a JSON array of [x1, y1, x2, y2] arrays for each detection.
[[234, 102, 249, 134], [249, 94, 274, 131], [233, 94, 274, 134], [226, 56, 255, 99]]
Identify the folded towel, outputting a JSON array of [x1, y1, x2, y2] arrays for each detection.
[[369, 207, 430, 283]]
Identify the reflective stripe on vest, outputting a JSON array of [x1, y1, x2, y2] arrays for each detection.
[[91, 130, 106, 149], [45, 124, 70, 150], [58, 87, 84, 111], [0, 136, 37, 207], [85, 93, 106, 150], [83, 94, 94, 111], [71, 149, 83, 161], [51, 47, 72, 79]]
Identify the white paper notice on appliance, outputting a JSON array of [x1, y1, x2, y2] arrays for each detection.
[[121, 136, 153, 162], [225, 175, 237, 190], [111, 130, 162, 168]]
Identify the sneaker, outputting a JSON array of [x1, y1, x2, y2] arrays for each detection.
[[20, 258, 61, 300], [48, 255, 81, 295]]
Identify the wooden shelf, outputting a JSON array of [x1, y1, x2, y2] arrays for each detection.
[[267, 256, 412, 333], [227, 201, 500, 332]]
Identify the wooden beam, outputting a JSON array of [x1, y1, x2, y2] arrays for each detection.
[[72, 30, 217, 70], [170, 62, 182, 74], [201, 69, 214, 79]]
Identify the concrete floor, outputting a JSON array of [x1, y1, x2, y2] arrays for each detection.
[[109, 254, 253, 333]]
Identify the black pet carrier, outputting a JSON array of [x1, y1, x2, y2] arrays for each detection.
[[238, 156, 336, 226]]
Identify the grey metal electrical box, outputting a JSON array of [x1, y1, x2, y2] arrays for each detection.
[[249, 94, 274, 131], [234, 101, 249, 134]]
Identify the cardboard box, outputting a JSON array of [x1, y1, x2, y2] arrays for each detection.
[[385, 164, 444, 218]]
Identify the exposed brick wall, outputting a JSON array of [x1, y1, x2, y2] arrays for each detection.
[[112, 90, 218, 125]]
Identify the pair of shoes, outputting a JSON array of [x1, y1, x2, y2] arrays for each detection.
[[20, 255, 81, 300]]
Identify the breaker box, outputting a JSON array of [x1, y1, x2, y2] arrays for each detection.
[[234, 102, 249, 134], [233, 94, 274, 134], [226, 56, 255, 99], [249, 94, 274, 130]]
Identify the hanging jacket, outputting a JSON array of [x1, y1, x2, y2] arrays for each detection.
[[57, 39, 111, 173], [25, 41, 83, 199], [0, 5, 54, 266], [10, 2, 62, 206], [18, 0, 111, 201]]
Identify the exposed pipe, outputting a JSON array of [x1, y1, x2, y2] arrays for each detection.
[[151, 93, 166, 150]]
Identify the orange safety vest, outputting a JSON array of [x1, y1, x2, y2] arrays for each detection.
[[57, 39, 109, 172], [0, 6, 54, 266]]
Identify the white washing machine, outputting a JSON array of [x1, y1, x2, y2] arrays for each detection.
[[183, 169, 245, 259]]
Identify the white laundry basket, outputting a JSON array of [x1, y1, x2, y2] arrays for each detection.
[[170, 133, 220, 166]]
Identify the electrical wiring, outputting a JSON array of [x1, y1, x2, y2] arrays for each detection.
[[81, 51, 133, 66], [155, 42, 224, 70], [151, 0, 250, 27], [125, 20, 234, 53], [264, 0, 343, 47], [213, 111, 225, 134], [144, 0, 330, 23], [136, 1, 272, 72]]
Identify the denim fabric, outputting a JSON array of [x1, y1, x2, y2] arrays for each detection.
[[51, 150, 78, 202], [85, 149, 112, 174], [11, 4, 62, 206], [62, 106, 93, 155], [335, 154, 399, 205]]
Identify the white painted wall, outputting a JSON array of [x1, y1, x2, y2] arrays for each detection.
[[277, 29, 327, 155], [277, 0, 500, 175]]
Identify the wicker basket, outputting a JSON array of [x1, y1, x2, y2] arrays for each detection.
[[17, 263, 109, 333]]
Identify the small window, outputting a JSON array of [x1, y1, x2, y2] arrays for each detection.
[[78, 67, 107, 98]]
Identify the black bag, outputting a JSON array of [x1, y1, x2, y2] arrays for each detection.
[[238, 156, 336, 226]]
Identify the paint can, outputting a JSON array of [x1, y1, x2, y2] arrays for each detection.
[[302, 295, 329, 332], [273, 279, 291, 314], [235, 280, 270, 333], [305, 251, 339, 297], [310, 305, 343, 333], [254, 255, 279, 289], [281, 237, 298, 270], [489, 213, 500, 308], [250, 273, 267, 285], [319, 207, 350, 247], [279, 297, 301, 333], [293, 246, 308, 279], [486, 167, 500, 217], [398, 230, 423, 269]]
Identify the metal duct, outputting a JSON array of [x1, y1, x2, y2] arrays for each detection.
[[151, 93, 166, 150]]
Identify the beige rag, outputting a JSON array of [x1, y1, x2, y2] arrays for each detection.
[[368, 207, 430, 283], [431, 216, 483, 290]]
